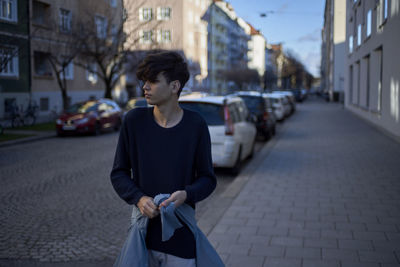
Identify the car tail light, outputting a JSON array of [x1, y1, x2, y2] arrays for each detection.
[[224, 105, 234, 136], [263, 111, 268, 121]]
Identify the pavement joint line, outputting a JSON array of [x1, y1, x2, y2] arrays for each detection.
[[204, 113, 295, 237]]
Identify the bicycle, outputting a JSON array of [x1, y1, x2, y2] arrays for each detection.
[[10, 104, 24, 128], [9, 101, 39, 128], [22, 101, 39, 126]]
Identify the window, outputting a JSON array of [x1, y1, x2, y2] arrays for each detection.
[[365, 55, 370, 108], [0, 0, 17, 22], [59, 8, 71, 33], [140, 30, 153, 44], [348, 35, 353, 53], [34, 51, 52, 76], [139, 8, 152, 21], [157, 7, 171, 20], [366, 9, 372, 37], [111, 24, 118, 43], [32, 1, 50, 26], [378, 0, 388, 26], [110, 0, 117, 8], [86, 62, 97, 84], [349, 65, 353, 104], [60, 61, 73, 80], [40, 97, 49, 111], [95, 15, 107, 39], [158, 30, 171, 43], [383, 0, 388, 20], [0, 45, 19, 77], [4, 98, 16, 115], [357, 24, 361, 46]]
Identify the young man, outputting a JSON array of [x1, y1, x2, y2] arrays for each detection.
[[110, 51, 217, 266]]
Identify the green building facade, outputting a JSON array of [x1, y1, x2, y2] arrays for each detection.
[[0, 0, 30, 118]]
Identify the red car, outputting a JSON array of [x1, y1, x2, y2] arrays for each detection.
[[56, 99, 122, 136]]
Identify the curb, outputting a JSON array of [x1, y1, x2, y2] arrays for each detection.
[[0, 131, 56, 148]]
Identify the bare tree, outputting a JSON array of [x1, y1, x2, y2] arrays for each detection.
[[281, 51, 313, 89], [264, 65, 277, 90], [222, 67, 260, 91], [73, 0, 160, 99]]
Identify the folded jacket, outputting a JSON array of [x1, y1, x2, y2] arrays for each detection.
[[113, 193, 225, 267]]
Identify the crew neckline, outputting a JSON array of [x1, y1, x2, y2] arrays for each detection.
[[150, 107, 185, 130]]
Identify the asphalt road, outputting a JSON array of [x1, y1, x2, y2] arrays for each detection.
[[0, 129, 265, 266]]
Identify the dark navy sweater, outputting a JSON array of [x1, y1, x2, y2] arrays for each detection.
[[110, 107, 216, 259]]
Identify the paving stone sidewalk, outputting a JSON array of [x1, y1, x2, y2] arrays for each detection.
[[208, 99, 400, 267]]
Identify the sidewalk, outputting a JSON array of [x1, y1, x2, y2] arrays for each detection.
[[0, 130, 55, 148], [208, 99, 400, 267]]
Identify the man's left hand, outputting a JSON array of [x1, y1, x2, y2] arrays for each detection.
[[160, 190, 187, 209]]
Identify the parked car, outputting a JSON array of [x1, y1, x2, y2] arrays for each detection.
[[233, 91, 276, 140], [264, 93, 286, 121], [179, 95, 257, 174], [56, 99, 122, 136], [273, 91, 296, 114], [123, 97, 150, 118], [125, 97, 149, 111], [292, 88, 304, 102]]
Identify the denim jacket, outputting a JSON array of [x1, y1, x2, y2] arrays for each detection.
[[114, 194, 225, 267]]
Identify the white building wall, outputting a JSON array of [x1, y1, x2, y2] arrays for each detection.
[[248, 34, 266, 78], [345, 0, 400, 139]]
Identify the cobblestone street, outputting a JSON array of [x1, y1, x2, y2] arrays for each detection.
[[0, 120, 261, 266]]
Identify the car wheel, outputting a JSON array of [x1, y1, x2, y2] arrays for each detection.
[[230, 147, 242, 176], [114, 119, 121, 131], [263, 129, 271, 141], [94, 122, 101, 136]]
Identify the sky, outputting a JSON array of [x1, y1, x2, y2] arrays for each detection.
[[226, 0, 325, 77]]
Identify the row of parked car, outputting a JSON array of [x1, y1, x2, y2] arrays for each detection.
[[54, 90, 298, 175], [179, 90, 297, 174]]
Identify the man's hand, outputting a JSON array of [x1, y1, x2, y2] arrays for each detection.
[[137, 196, 159, 218], [160, 190, 187, 209]]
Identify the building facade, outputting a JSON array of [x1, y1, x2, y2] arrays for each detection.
[[246, 23, 266, 88], [0, 0, 31, 119], [321, 0, 346, 102], [30, 0, 122, 119], [208, 0, 250, 94], [1, 0, 123, 122], [123, 0, 211, 94], [345, 0, 400, 138]]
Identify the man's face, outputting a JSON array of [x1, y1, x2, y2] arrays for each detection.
[[142, 73, 179, 106]]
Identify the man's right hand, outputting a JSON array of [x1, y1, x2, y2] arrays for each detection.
[[137, 196, 159, 218]]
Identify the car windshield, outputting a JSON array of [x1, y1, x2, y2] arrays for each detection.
[[179, 102, 224, 125], [126, 99, 147, 109], [66, 101, 97, 114], [238, 96, 263, 113], [267, 97, 280, 104]]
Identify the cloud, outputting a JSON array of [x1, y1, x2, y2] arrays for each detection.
[[297, 29, 321, 43]]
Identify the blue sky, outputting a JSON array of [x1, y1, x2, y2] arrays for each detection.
[[226, 0, 325, 77]]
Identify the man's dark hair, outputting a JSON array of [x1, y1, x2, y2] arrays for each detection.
[[136, 51, 190, 96]]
